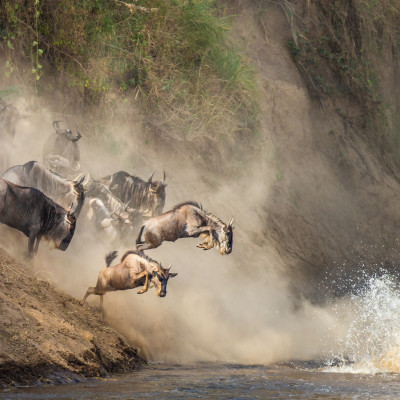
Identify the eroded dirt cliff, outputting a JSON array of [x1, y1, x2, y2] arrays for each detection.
[[0, 248, 144, 388], [229, 0, 400, 299]]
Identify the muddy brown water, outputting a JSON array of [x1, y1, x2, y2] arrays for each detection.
[[1, 362, 400, 400]]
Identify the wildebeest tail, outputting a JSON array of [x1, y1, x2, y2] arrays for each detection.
[[136, 225, 145, 246], [105, 251, 118, 267]]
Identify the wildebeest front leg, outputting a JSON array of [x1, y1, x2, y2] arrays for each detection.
[[197, 232, 209, 249], [189, 226, 214, 250], [28, 235, 37, 257], [137, 271, 150, 294], [33, 236, 41, 254]]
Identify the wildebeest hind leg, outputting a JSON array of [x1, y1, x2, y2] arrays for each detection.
[[33, 236, 41, 254], [136, 242, 155, 252], [83, 287, 96, 303]]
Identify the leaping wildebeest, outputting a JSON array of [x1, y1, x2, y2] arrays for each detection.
[[2, 161, 85, 218], [0, 178, 76, 256], [102, 170, 167, 217], [136, 201, 234, 254], [42, 120, 82, 177], [83, 250, 178, 307]]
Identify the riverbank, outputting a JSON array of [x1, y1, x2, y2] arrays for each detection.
[[0, 248, 145, 388]]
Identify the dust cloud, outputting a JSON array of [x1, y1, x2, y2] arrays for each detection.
[[0, 93, 352, 365]]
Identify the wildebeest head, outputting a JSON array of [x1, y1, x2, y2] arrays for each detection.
[[0, 98, 31, 139], [51, 211, 76, 251], [110, 211, 133, 232], [109, 201, 141, 233], [214, 217, 234, 255], [146, 170, 167, 216], [53, 121, 82, 142], [151, 264, 177, 297]]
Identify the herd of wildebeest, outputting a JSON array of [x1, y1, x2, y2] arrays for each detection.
[[0, 98, 234, 305]]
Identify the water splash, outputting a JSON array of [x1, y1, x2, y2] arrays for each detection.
[[325, 273, 400, 374]]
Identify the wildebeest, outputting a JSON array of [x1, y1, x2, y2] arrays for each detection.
[[0, 98, 31, 171], [2, 161, 85, 217], [83, 250, 177, 306], [102, 170, 167, 217], [43, 121, 82, 177], [85, 180, 142, 227], [0, 98, 31, 140], [136, 201, 234, 254], [86, 198, 134, 242], [0, 178, 76, 256]]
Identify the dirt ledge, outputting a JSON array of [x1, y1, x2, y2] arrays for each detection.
[[0, 248, 145, 388]]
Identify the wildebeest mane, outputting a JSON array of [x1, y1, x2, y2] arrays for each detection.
[[86, 181, 127, 214], [172, 201, 203, 212], [6, 181, 70, 238], [110, 172, 153, 208], [23, 161, 73, 195], [121, 250, 159, 265], [172, 200, 225, 227], [205, 212, 225, 226], [121, 175, 151, 206], [25, 161, 84, 217]]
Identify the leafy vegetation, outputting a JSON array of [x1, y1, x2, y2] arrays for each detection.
[[0, 0, 258, 146], [286, 0, 400, 160]]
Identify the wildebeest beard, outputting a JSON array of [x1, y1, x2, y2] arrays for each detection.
[[39, 200, 76, 249], [58, 221, 76, 250]]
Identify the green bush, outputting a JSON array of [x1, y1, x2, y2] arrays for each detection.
[[0, 0, 258, 145]]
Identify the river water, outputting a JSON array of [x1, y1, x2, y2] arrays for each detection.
[[3, 273, 400, 399], [2, 362, 400, 399]]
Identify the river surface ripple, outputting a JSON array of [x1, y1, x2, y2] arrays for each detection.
[[1, 362, 400, 400]]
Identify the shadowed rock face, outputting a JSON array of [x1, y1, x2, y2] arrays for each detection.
[[229, 2, 400, 301]]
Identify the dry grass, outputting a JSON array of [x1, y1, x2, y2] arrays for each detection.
[[0, 0, 258, 148]]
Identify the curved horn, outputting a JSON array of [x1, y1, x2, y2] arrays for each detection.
[[163, 171, 166, 184], [67, 212, 75, 223], [167, 264, 171, 271], [147, 170, 155, 183], [74, 175, 85, 186], [228, 217, 234, 226]]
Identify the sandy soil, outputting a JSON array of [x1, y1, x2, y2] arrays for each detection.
[[0, 248, 144, 388]]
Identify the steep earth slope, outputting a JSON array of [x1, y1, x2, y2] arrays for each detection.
[[0, 248, 144, 388], [228, 0, 400, 299]]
